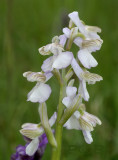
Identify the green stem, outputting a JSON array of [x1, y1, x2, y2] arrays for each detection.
[[51, 28, 74, 159], [51, 72, 66, 160]]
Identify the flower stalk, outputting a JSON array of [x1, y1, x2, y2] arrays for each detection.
[[51, 70, 66, 160]]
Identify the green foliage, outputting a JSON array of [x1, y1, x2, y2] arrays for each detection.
[[0, 0, 118, 159]]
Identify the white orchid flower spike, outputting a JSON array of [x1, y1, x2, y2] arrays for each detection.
[[19, 11, 103, 159]]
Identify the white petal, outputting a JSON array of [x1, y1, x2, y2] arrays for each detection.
[[44, 72, 53, 82], [74, 37, 83, 47], [44, 44, 52, 52], [52, 52, 73, 69], [80, 71, 103, 84], [38, 45, 51, 55], [64, 115, 80, 130], [86, 31, 101, 40], [85, 25, 101, 33], [27, 83, 51, 103], [52, 36, 60, 43], [41, 56, 54, 72], [84, 111, 102, 126], [50, 43, 64, 55], [62, 97, 72, 108], [79, 80, 89, 101], [63, 27, 71, 38], [59, 34, 67, 47], [68, 79, 75, 87], [66, 86, 77, 98], [82, 130, 93, 144], [70, 27, 79, 39], [79, 116, 94, 131], [71, 58, 83, 80], [26, 137, 39, 156], [68, 11, 86, 34], [49, 112, 57, 127], [22, 123, 38, 129], [78, 49, 98, 69], [74, 111, 81, 119]]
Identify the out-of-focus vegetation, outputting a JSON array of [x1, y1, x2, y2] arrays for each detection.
[[0, 0, 118, 159]]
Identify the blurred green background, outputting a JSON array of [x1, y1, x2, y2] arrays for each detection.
[[0, 0, 118, 159]]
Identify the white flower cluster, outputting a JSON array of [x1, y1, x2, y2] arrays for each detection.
[[20, 11, 103, 156]]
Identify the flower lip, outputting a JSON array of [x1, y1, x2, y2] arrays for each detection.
[[26, 137, 39, 156], [78, 49, 98, 69], [66, 86, 77, 98], [27, 83, 52, 103], [52, 51, 73, 69], [82, 130, 93, 144], [11, 132, 48, 159]]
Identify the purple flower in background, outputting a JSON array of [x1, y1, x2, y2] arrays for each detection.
[[11, 133, 48, 160]]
